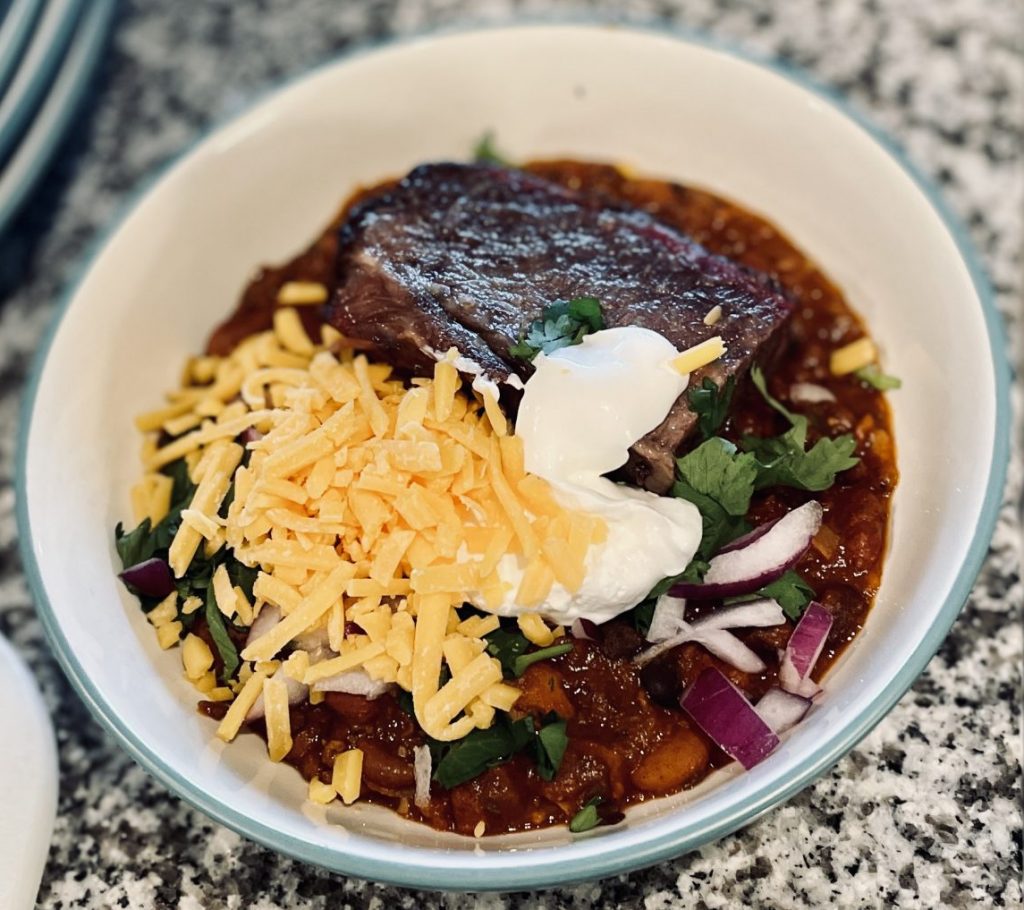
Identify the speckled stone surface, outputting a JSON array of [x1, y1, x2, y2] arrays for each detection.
[[2, 1, 1021, 907]]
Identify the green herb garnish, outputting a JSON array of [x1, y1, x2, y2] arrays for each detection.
[[484, 627, 532, 677], [534, 714, 569, 781], [755, 570, 817, 621], [508, 297, 604, 361], [741, 366, 859, 492], [667, 368, 858, 589], [473, 131, 512, 166], [432, 715, 536, 788], [431, 711, 569, 789], [512, 642, 573, 678], [114, 518, 156, 569], [688, 375, 736, 440], [569, 797, 603, 833], [204, 585, 240, 682], [855, 364, 902, 391], [485, 626, 572, 678]]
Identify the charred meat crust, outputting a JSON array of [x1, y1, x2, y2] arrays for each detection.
[[329, 163, 794, 492]]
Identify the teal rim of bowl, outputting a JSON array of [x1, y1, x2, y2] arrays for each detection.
[[15, 20, 1012, 893]]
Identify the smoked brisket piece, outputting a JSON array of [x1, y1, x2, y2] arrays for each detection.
[[329, 163, 794, 492]]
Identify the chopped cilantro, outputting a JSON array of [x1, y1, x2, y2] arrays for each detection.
[[508, 297, 605, 361], [676, 437, 758, 518], [473, 131, 512, 166], [855, 364, 902, 391], [484, 627, 531, 677], [432, 715, 536, 789], [486, 626, 572, 678], [512, 642, 572, 678], [569, 797, 603, 833], [114, 518, 156, 569], [670, 369, 858, 581], [204, 586, 240, 682], [534, 714, 569, 781], [688, 375, 736, 441], [741, 366, 860, 492], [756, 570, 817, 621]]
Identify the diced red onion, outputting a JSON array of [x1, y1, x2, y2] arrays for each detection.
[[691, 599, 785, 631], [680, 667, 780, 769], [245, 604, 281, 648], [246, 668, 308, 721], [119, 557, 176, 599], [670, 501, 823, 600], [239, 427, 264, 447], [756, 687, 812, 732], [789, 382, 837, 405], [716, 518, 779, 556], [311, 668, 392, 699], [413, 744, 432, 808], [635, 599, 784, 669], [779, 601, 833, 696], [344, 621, 366, 637], [645, 595, 686, 643], [570, 617, 601, 641]]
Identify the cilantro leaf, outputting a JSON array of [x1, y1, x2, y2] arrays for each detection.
[[114, 519, 156, 569], [204, 585, 240, 682], [512, 642, 572, 678], [473, 131, 512, 166], [485, 627, 531, 677], [569, 797, 602, 833], [534, 714, 568, 781], [508, 297, 605, 361], [756, 570, 816, 620], [676, 437, 758, 517], [855, 364, 902, 391], [742, 366, 859, 492], [688, 375, 736, 441], [746, 432, 859, 492], [432, 715, 536, 789]]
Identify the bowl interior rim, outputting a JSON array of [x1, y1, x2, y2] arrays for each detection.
[[15, 21, 1011, 892]]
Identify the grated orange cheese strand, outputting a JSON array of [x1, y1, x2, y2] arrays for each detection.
[[332, 749, 363, 805], [216, 669, 267, 742], [263, 676, 294, 762], [168, 442, 243, 577], [422, 653, 502, 731], [302, 642, 386, 684], [242, 563, 355, 661]]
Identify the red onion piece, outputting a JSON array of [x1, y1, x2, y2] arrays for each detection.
[[756, 687, 812, 732], [680, 667, 780, 769], [239, 427, 264, 447], [635, 599, 784, 669], [311, 668, 392, 699], [246, 669, 308, 721], [245, 604, 281, 648], [694, 630, 767, 673], [779, 601, 833, 696], [716, 517, 779, 556], [645, 595, 686, 644], [789, 382, 836, 405], [670, 501, 823, 600], [570, 617, 601, 641], [119, 557, 176, 599], [692, 599, 785, 631]]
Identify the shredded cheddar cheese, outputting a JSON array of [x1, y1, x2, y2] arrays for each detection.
[[130, 320, 609, 775]]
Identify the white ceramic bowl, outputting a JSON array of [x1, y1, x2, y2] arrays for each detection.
[[18, 24, 1009, 891]]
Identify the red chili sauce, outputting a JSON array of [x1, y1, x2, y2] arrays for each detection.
[[200, 161, 897, 835]]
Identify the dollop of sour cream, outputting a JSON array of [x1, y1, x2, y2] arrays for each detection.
[[470, 326, 703, 625]]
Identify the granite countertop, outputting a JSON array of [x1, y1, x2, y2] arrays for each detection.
[[1, 1, 1021, 907]]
